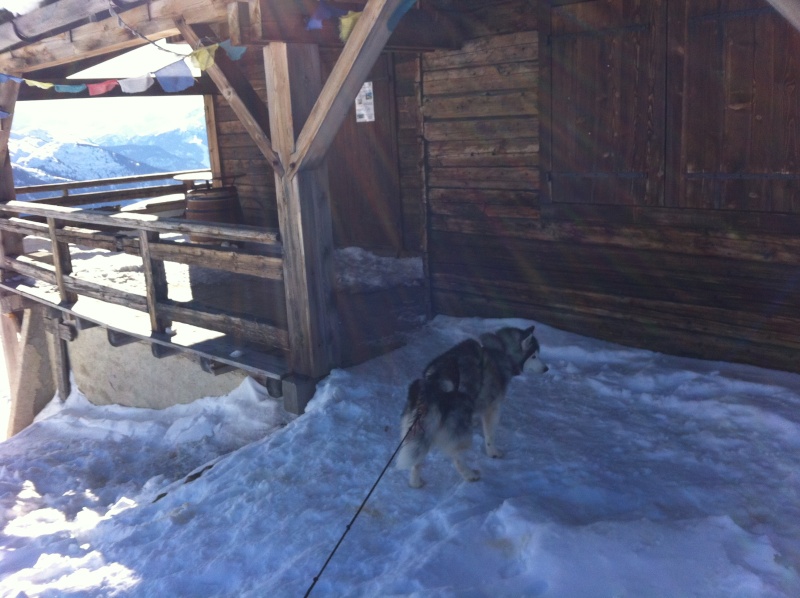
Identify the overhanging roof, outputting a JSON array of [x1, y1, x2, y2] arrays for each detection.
[[0, 0, 467, 77]]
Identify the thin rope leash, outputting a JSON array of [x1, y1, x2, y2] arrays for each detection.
[[303, 409, 422, 598]]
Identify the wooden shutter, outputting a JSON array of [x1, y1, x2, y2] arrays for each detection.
[[541, 0, 666, 211], [667, 0, 800, 212]]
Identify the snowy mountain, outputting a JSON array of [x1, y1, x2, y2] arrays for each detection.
[[9, 128, 209, 190]]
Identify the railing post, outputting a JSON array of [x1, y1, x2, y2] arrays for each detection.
[[47, 217, 77, 305], [138, 229, 177, 358]]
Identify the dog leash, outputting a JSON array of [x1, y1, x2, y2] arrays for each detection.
[[304, 410, 422, 597]]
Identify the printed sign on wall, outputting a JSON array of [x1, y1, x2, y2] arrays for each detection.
[[355, 81, 375, 123]]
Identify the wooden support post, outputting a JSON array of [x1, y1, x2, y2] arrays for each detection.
[[227, 1, 252, 46], [139, 230, 170, 334], [45, 308, 71, 402], [5, 305, 58, 435], [47, 217, 78, 305], [1, 78, 26, 423], [107, 328, 139, 347], [264, 42, 339, 411], [200, 356, 237, 376], [0, 294, 35, 314]]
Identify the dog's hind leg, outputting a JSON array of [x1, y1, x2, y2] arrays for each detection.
[[440, 430, 480, 482], [409, 463, 425, 488], [481, 402, 504, 458], [450, 453, 480, 482]]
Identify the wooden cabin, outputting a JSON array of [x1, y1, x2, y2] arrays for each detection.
[[1, 0, 799, 433]]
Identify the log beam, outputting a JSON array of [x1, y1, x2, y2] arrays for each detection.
[[1, 78, 25, 430], [175, 18, 283, 175], [289, 0, 414, 177], [765, 0, 800, 33], [0, 0, 230, 75], [264, 42, 338, 384]]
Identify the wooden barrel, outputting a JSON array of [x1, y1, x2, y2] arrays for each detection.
[[185, 186, 240, 242]]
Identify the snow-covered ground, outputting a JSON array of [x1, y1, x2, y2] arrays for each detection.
[[0, 315, 799, 597]]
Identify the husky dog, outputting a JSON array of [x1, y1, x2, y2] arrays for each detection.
[[397, 326, 548, 488]]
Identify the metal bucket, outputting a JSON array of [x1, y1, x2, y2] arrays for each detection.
[[185, 186, 240, 242]]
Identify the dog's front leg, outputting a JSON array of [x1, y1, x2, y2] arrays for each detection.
[[481, 402, 504, 458], [409, 464, 425, 488]]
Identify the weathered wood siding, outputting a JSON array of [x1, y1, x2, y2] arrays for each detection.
[[211, 48, 425, 254], [395, 52, 426, 252], [212, 51, 277, 228], [424, 0, 800, 372]]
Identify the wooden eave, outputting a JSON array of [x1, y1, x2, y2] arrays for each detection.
[[764, 0, 800, 33], [0, 0, 464, 76]]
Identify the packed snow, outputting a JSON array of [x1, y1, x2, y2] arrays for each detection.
[[1, 316, 799, 597]]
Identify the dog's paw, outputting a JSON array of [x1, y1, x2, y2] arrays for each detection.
[[486, 446, 504, 459], [462, 468, 481, 482]]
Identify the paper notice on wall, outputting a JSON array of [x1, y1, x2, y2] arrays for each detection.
[[355, 81, 375, 123]]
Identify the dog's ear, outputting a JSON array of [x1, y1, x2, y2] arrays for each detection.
[[521, 326, 536, 351]]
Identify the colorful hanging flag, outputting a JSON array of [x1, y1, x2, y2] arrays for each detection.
[[189, 44, 218, 71], [0, 73, 24, 84], [307, 1, 348, 31], [54, 83, 87, 93], [119, 74, 154, 94], [155, 60, 194, 92], [388, 0, 416, 31], [219, 40, 246, 61], [24, 79, 54, 89], [339, 11, 362, 42], [87, 79, 119, 96]]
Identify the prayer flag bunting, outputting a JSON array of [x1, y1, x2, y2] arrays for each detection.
[[388, 0, 416, 31], [189, 44, 218, 71], [219, 40, 246, 61], [87, 79, 119, 96], [339, 11, 362, 42], [307, 1, 348, 31], [0, 74, 23, 84], [25, 79, 54, 89], [0, 39, 244, 98], [119, 74, 154, 94], [54, 84, 87, 93], [155, 60, 194, 92]]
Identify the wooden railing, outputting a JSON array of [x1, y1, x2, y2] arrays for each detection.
[[15, 168, 209, 208], [0, 198, 288, 379]]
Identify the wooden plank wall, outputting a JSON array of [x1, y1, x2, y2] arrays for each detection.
[[211, 47, 425, 253], [423, 0, 800, 373], [394, 52, 425, 252], [212, 51, 278, 228]]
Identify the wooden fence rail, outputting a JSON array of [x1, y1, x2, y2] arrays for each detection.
[[0, 198, 289, 379]]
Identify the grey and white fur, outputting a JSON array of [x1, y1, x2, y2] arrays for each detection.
[[396, 326, 548, 488]]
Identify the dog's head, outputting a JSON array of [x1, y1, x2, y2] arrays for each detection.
[[483, 325, 548, 375]]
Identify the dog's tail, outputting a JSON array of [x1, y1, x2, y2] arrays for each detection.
[[396, 379, 439, 470]]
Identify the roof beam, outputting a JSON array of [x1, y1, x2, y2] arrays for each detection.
[[0, 0, 230, 75], [232, 1, 462, 51], [0, 0, 143, 52], [174, 18, 283, 175], [765, 0, 800, 33], [289, 0, 413, 177]]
